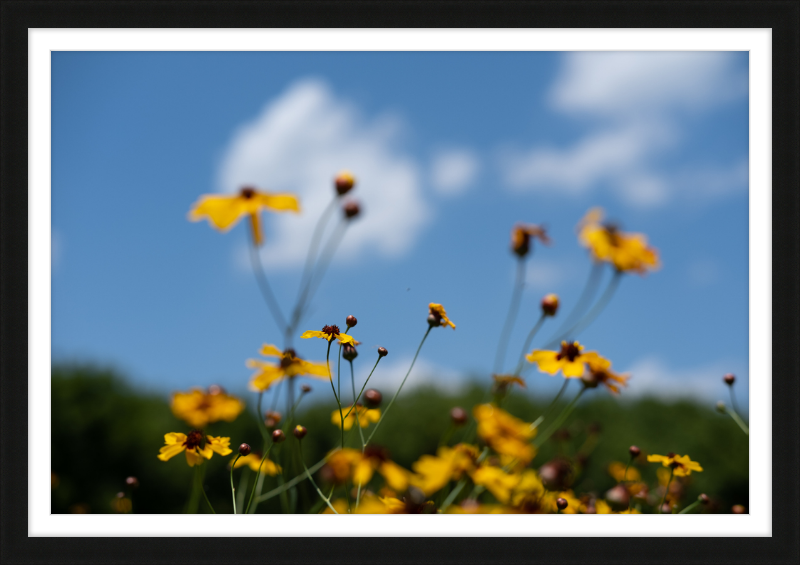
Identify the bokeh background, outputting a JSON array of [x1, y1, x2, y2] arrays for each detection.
[[51, 51, 749, 514]]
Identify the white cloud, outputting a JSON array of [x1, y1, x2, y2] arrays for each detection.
[[219, 79, 432, 269], [430, 149, 480, 195], [499, 52, 748, 208], [621, 356, 747, 407]]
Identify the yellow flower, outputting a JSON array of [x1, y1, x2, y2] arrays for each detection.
[[647, 453, 703, 477], [247, 344, 329, 392], [323, 495, 425, 514], [473, 404, 536, 464], [492, 374, 526, 394], [324, 447, 410, 491], [301, 324, 356, 345], [157, 431, 232, 466], [510, 223, 551, 257], [577, 207, 659, 274], [526, 341, 610, 378], [428, 303, 456, 329], [230, 452, 282, 476], [331, 405, 381, 430], [188, 187, 300, 246], [607, 461, 641, 483], [410, 444, 480, 496], [170, 387, 245, 429], [582, 359, 630, 394], [470, 466, 521, 504]]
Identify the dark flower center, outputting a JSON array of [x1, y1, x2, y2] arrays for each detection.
[[321, 324, 340, 337], [281, 349, 299, 368], [603, 223, 622, 246], [363, 445, 389, 462], [183, 430, 204, 451], [240, 187, 256, 199], [556, 342, 581, 362]]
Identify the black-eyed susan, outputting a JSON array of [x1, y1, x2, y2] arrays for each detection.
[[246, 345, 329, 392], [511, 223, 551, 257], [301, 324, 356, 345], [170, 387, 245, 429], [577, 207, 659, 274], [323, 446, 410, 491], [157, 430, 232, 466], [229, 452, 282, 476], [410, 443, 480, 496], [428, 303, 456, 329], [647, 453, 703, 477], [331, 404, 381, 430], [473, 404, 536, 464], [188, 187, 300, 246], [526, 341, 610, 379], [582, 358, 630, 394]]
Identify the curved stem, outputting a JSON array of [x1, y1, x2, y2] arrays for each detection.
[[244, 444, 274, 514], [343, 356, 382, 420], [534, 379, 570, 425], [728, 410, 750, 435], [248, 243, 288, 334], [533, 387, 584, 448], [195, 465, 215, 514], [544, 262, 603, 345], [513, 314, 546, 376], [678, 500, 702, 514], [255, 454, 332, 504], [494, 258, 526, 374], [659, 469, 674, 513], [299, 441, 338, 514], [364, 326, 432, 448], [230, 454, 242, 514]]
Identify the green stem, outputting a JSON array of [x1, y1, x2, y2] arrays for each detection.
[[513, 314, 547, 376], [343, 356, 382, 420], [659, 469, 674, 513], [543, 262, 603, 347], [365, 326, 432, 447], [255, 454, 331, 504], [248, 241, 288, 335], [230, 454, 242, 514], [244, 444, 274, 514], [236, 467, 249, 511], [728, 410, 750, 435], [535, 379, 570, 425], [350, 361, 367, 448], [440, 478, 468, 512], [299, 441, 338, 514], [533, 387, 585, 448], [678, 500, 702, 514], [197, 466, 215, 514], [494, 257, 526, 374]]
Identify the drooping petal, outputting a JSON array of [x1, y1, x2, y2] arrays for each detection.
[[561, 360, 586, 378], [297, 359, 331, 378], [247, 360, 285, 392], [301, 330, 329, 341], [379, 461, 410, 492], [188, 194, 249, 231], [352, 458, 375, 486], [157, 442, 186, 462], [206, 436, 232, 456], [526, 350, 561, 374], [256, 192, 301, 213], [185, 448, 206, 467], [260, 344, 283, 358]]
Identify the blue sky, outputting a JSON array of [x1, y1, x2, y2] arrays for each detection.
[[51, 51, 749, 409]]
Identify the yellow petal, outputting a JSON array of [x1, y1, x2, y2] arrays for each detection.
[[353, 459, 375, 486], [260, 344, 283, 357], [380, 461, 410, 492], [256, 192, 301, 213], [248, 362, 285, 392], [185, 449, 205, 467], [157, 442, 186, 462], [188, 194, 248, 231], [297, 359, 330, 378], [163, 432, 187, 445], [337, 334, 356, 346], [301, 331, 326, 340], [561, 360, 586, 378], [206, 436, 232, 456]]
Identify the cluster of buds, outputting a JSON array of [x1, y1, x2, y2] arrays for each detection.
[[335, 171, 361, 221]]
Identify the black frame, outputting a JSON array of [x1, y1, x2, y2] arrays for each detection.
[[2, 1, 798, 563]]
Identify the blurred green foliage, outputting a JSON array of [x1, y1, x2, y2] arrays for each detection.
[[52, 364, 748, 514]]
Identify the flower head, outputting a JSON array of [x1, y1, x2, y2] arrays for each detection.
[[647, 453, 703, 477], [324, 446, 410, 492], [410, 443, 480, 496], [301, 325, 356, 345], [188, 187, 300, 246], [526, 341, 611, 378], [332, 404, 381, 430], [511, 223, 551, 257], [230, 452, 282, 476], [247, 344, 329, 392], [581, 359, 630, 394], [428, 303, 456, 329], [492, 374, 526, 395], [577, 208, 659, 274], [170, 388, 245, 429], [157, 431, 232, 466], [473, 404, 536, 464]]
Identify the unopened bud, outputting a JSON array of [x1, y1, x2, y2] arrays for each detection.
[[660, 503, 673, 514], [427, 313, 441, 327], [343, 201, 360, 219], [450, 406, 468, 426], [541, 294, 559, 316], [364, 389, 382, 408], [731, 504, 746, 514], [699, 493, 710, 504], [238, 443, 251, 456], [301, 384, 312, 393], [271, 429, 285, 443], [556, 497, 569, 511], [293, 425, 308, 440], [125, 476, 139, 488], [377, 347, 388, 358], [346, 315, 357, 327], [335, 171, 356, 196], [629, 445, 641, 458], [342, 344, 358, 361], [723, 373, 736, 386], [605, 484, 630, 509]]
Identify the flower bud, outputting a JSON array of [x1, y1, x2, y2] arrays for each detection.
[[629, 445, 641, 458], [293, 425, 308, 440], [541, 294, 559, 317], [731, 504, 746, 514], [238, 443, 251, 456], [377, 347, 388, 358], [450, 406, 468, 426], [605, 484, 630, 510], [342, 344, 358, 361], [699, 493, 710, 505], [301, 384, 312, 394], [556, 497, 569, 511], [208, 384, 225, 395], [660, 503, 673, 514], [364, 389, 382, 408], [271, 429, 285, 443], [335, 171, 355, 196], [427, 313, 441, 327], [343, 201, 360, 219], [125, 476, 139, 488], [715, 401, 727, 414], [723, 373, 736, 386], [346, 315, 357, 327]]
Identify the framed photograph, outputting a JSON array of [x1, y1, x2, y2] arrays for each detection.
[[2, 1, 798, 563]]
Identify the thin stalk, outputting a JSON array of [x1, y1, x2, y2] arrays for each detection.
[[248, 242, 288, 334], [196, 466, 215, 514], [300, 222, 348, 319], [343, 356, 382, 420], [533, 387, 585, 448], [512, 314, 547, 376], [659, 469, 674, 513], [493, 257, 527, 374], [230, 454, 242, 514], [729, 386, 745, 424], [350, 360, 367, 449], [678, 500, 702, 514], [236, 468, 249, 511], [244, 444, 274, 514], [299, 441, 338, 514], [254, 452, 332, 504], [544, 262, 603, 345], [534, 379, 570, 426], [440, 478, 468, 512], [364, 326, 432, 447], [728, 410, 750, 435]]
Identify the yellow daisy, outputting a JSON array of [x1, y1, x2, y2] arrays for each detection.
[[526, 341, 610, 378], [170, 387, 245, 429], [230, 452, 282, 476], [301, 324, 356, 346], [157, 430, 232, 466], [473, 404, 536, 464], [428, 303, 456, 329], [647, 453, 703, 477], [410, 444, 480, 496], [324, 447, 410, 492], [577, 207, 659, 274], [331, 404, 381, 430], [247, 345, 329, 392]]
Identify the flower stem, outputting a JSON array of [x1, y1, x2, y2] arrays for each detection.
[[255, 454, 332, 504], [350, 360, 367, 449], [244, 444, 274, 514], [494, 257, 526, 374], [439, 478, 467, 512], [230, 454, 242, 514], [248, 242, 288, 335], [534, 379, 570, 426], [533, 387, 584, 448], [196, 466, 215, 514], [678, 500, 702, 514], [299, 441, 338, 514], [513, 313, 546, 376], [365, 326, 432, 448], [543, 262, 603, 347], [343, 355, 382, 420], [728, 409, 750, 435], [659, 469, 674, 513]]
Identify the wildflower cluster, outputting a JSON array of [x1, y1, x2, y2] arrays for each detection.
[[148, 171, 744, 516]]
